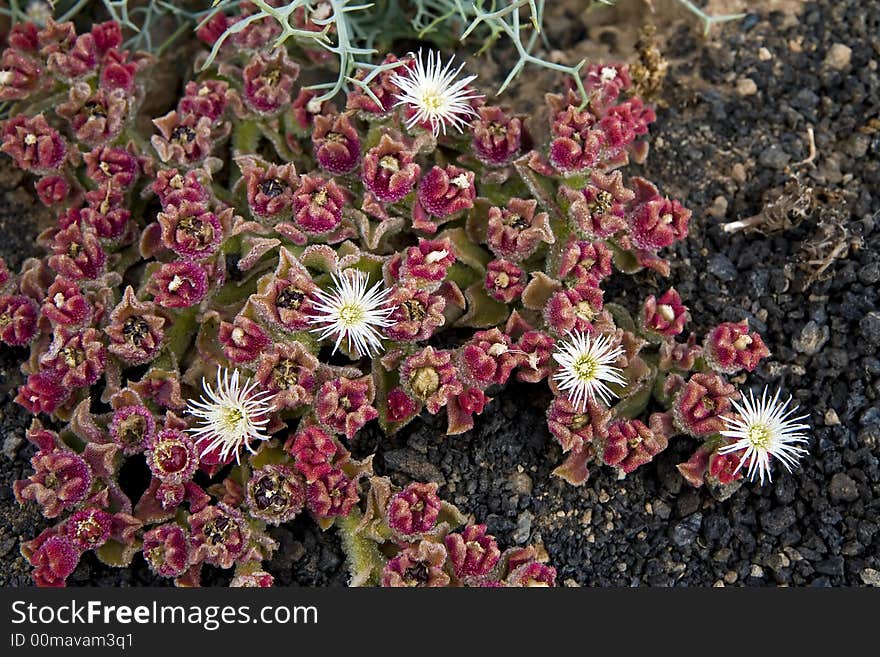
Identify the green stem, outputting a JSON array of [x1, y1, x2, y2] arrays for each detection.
[[149, 306, 198, 373], [336, 507, 385, 587]]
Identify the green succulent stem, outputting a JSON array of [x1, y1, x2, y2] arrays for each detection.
[[336, 507, 385, 587], [165, 306, 199, 363]]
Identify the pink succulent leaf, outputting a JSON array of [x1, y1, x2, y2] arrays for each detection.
[[14, 450, 92, 518], [705, 320, 771, 374], [142, 523, 190, 578], [673, 373, 740, 437], [642, 288, 689, 338], [306, 468, 358, 519], [387, 482, 442, 537]]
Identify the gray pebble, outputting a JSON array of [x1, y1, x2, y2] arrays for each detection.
[[859, 311, 880, 346], [760, 507, 797, 536], [671, 513, 702, 547], [829, 472, 859, 502], [858, 262, 880, 285], [793, 320, 830, 355], [512, 511, 533, 544], [759, 145, 791, 170], [707, 253, 737, 282]]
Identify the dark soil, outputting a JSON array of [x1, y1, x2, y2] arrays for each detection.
[[2, 0, 879, 587]]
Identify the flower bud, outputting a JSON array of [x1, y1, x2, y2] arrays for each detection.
[[189, 503, 249, 569], [471, 106, 524, 166], [417, 165, 475, 218], [158, 201, 223, 260], [485, 259, 526, 304], [315, 376, 378, 439], [242, 161, 298, 222], [148, 261, 208, 308], [105, 286, 165, 365], [218, 315, 269, 364], [30, 536, 80, 587], [642, 288, 688, 337], [242, 49, 300, 115], [109, 405, 155, 456], [48, 223, 106, 281], [383, 285, 445, 342], [401, 347, 462, 414], [486, 198, 553, 261], [459, 328, 518, 388], [306, 468, 358, 519], [445, 524, 501, 578], [381, 540, 450, 587], [287, 425, 338, 483], [15, 373, 69, 415], [145, 429, 198, 484], [14, 450, 91, 518], [64, 507, 112, 551], [254, 342, 319, 411], [399, 238, 456, 292], [601, 419, 667, 474], [40, 327, 106, 389], [1, 114, 67, 173], [292, 175, 346, 235]]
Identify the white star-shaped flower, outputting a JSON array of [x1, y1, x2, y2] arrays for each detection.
[[718, 386, 810, 485], [308, 269, 395, 358], [552, 331, 626, 410], [390, 49, 483, 138], [187, 368, 273, 464]]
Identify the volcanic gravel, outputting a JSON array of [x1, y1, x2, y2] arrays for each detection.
[[1, 0, 878, 586]]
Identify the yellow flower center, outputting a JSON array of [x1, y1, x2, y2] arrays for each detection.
[[574, 301, 596, 321], [221, 406, 244, 432], [338, 302, 365, 328], [572, 354, 598, 382], [420, 91, 443, 111], [379, 155, 400, 172], [312, 189, 328, 207], [747, 423, 772, 449]]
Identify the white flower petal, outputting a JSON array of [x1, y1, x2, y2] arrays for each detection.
[[717, 386, 810, 485], [186, 367, 273, 464], [552, 331, 626, 411], [390, 49, 483, 138], [307, 269, 395, 358]]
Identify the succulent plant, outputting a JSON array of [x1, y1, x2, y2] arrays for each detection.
[[0, 13, 807, 588]]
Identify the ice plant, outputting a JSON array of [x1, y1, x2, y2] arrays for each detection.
[[186, 368, 273, 464], [717, 387, 810, 485], [308, 269, 395, 358], [1, 14, 797, 588], [552, 331, 626, 409], [390, 50, 482, 137]]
